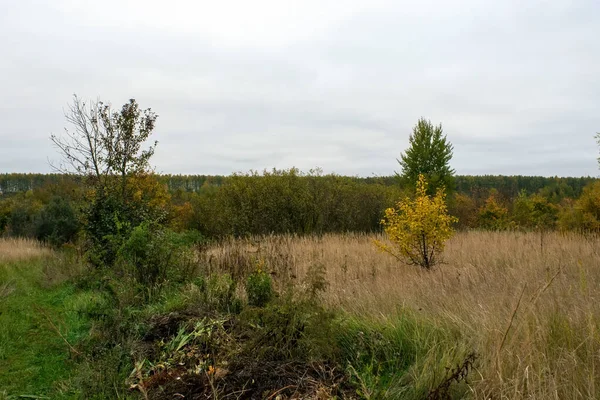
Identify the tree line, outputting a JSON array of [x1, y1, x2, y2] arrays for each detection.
[[2, 167, 600, 242], [1, 173, 594, 202]]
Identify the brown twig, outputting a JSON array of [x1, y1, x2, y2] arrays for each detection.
[[267, 385, 296, 400]]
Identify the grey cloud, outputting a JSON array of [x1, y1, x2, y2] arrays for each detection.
[[1, 0, 599, 177]]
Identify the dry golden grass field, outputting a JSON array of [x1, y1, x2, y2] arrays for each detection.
[[203, 231, 600, 399], [0, 238, 52, 263]]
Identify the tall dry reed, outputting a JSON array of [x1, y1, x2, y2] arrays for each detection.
[[0, 238, 53, 263]]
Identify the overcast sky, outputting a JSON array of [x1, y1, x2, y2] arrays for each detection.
[[1, 0, 599, 177]]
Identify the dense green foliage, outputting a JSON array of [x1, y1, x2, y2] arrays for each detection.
[[2, 173, 594, 200], [558, 181, 600, 231], [188, 169, 402, 236], [1, 170, 599, 239], [397, 118, 455, 195], [454, 175, 594, 203], [118, 223, 181, 292], [35, 197, 79, 246], [246, 269, 274, 307]]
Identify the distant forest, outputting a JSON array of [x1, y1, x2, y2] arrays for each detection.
[[0, 172, 595, 201]]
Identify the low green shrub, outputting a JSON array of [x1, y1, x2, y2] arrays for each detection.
[[35, 196, 79, 247], [116, 223, 199, 299], [239, 291, 338, 362], [168, 229, 206, 247], [8, 205, 36, 238], [205, 273, 242, 313], [246, 269, 274, 307]]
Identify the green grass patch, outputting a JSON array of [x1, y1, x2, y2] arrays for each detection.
[[0, 258, 91, 398], [336, 311, 476, 399]]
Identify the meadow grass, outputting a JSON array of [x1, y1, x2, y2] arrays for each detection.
[[0, 238, 89, 399], [204, 231, 600, 399], [2, 232, 599, 399]]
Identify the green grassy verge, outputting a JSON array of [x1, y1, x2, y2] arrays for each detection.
[[0, 251, 476, 399], [0, 257, 90, 399]]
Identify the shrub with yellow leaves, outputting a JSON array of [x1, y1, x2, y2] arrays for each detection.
[[375, 174, 457, 269]]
